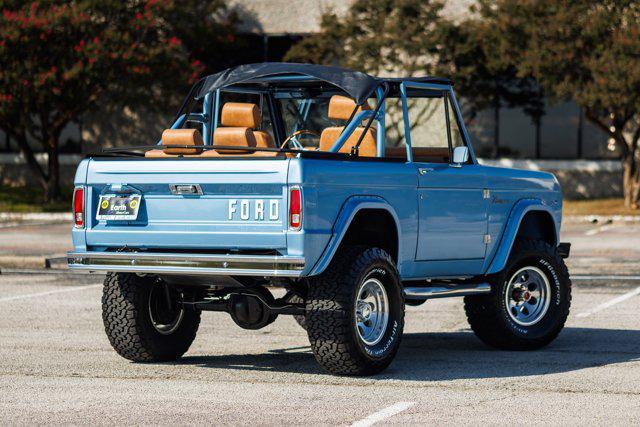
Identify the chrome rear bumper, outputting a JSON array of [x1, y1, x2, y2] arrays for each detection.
[[66, 251, 305, 277]]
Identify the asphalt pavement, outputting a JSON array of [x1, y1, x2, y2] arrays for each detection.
[[0, 220, 639, 424]]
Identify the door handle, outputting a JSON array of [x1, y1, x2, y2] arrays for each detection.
[[418, 168, 434, 175], [169, 184, 203, 195]]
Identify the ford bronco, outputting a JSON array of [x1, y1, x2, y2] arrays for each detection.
[[68, 63, 572, 376]]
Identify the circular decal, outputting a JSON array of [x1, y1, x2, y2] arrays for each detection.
[[100, 199, 109, 209], [129, 199, 138, 209]]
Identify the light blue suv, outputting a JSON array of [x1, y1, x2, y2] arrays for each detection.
[[68, 63, 572, 376]]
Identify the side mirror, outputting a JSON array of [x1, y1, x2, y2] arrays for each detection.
[[451, 146, 469, 167]]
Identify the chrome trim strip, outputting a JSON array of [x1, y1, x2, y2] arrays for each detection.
[[404, 282, 491, 300], [67, 251, 305, 277]]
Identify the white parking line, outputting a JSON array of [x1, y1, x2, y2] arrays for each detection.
[[351, 402, 415, 427], [584, 223, 618, 236], [576, 286, 640, 318], [571, 275, 640, 281], [0, 284, 101, 302]]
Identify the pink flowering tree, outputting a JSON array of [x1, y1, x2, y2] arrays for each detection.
[[0, 0, 238, 202]]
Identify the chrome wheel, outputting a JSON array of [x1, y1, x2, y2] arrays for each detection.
[[355, 278, 389, 346], [505, 266, 551, 326], [148, 283, 184, 335]]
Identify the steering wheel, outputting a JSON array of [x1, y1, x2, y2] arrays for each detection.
[[280, 129, 320, 150]]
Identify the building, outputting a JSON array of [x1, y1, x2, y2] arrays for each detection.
[[0, 0, 621, 198]]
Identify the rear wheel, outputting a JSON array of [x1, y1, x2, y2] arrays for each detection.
[[306, 246, 404, 376], [286, 294, 307, 330], [464, 239, 571, 350], [102, 273, 200, 362]]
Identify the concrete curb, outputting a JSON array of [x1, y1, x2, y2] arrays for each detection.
[[0, 255, 68, 270], [0, 212, 72, 221], [0, 268, 95, 275], [563, 215, 640, 224]]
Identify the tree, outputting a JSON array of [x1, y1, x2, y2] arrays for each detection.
[[285, 0, 445, 76], [285, 0, 546, 156], [483, 0, 640, 208], [434, 15, 546, 157], [0, 0, 239, 202], [288, 0, 640, 207], [285, 0, 455, 146]]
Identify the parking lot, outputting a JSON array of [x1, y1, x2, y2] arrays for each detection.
[[1, 221, 639, 424]]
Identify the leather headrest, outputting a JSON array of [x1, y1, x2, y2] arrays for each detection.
[[328, 95, 371, 121], [213, 127, 257, 154], [161, 128, 203, 155], [221, 102, 261, 128]]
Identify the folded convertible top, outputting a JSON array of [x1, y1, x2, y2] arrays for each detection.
[[195, 62, 380, 105]]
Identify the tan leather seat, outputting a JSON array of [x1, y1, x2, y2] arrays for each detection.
[[147, 103, 277, 158], [214, 102, 276, 156], [319, 95, 377, 157], [213, 126, 257, 154], [145, 128, 204, 157]]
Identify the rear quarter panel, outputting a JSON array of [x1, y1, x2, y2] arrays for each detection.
[[289, 158, 417, 277]]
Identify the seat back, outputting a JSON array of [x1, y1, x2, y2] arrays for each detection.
[[147, 103, 276, 158], [319, 95, 376, 156], [145, 128, 204, 157], [214, 102, 275, 154]]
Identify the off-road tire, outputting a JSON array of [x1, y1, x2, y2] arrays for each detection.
[[102, 272, 201, 362], [464, 238, 571, 350], [306, 246, 404, 376], [286, 294, 307, 330]]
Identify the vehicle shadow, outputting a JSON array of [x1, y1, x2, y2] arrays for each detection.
[[175, 327, 640, 380]]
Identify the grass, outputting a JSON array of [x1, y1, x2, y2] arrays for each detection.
[[0, 185, 71, 212], [562, 198, 639, 216]]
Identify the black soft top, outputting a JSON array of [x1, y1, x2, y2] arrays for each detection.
[[194, 62, 453, 105], [195, 62, 379, 105]]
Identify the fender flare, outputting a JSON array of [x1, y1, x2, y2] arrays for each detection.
[[485, 198, 560, 275], [308, 196, 401, 276]]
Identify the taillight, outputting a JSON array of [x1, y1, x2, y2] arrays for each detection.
[[72, 186, 85, 228], [289, 187, 302, 230]]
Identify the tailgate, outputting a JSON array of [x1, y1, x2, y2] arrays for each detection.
[[83, 158, 289, 251]]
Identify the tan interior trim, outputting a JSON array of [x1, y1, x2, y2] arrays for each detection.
[[385, 146, 450, 163], [144, 149, 170, 158]]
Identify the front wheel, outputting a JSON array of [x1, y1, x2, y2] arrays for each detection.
[[102, 273, 201, 362], [464, 239, 571, 350], [306, 246, 404, 376]]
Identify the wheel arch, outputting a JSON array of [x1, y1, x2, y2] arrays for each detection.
[[485, 199, 560, 275], [308, 196, 401, 276]]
